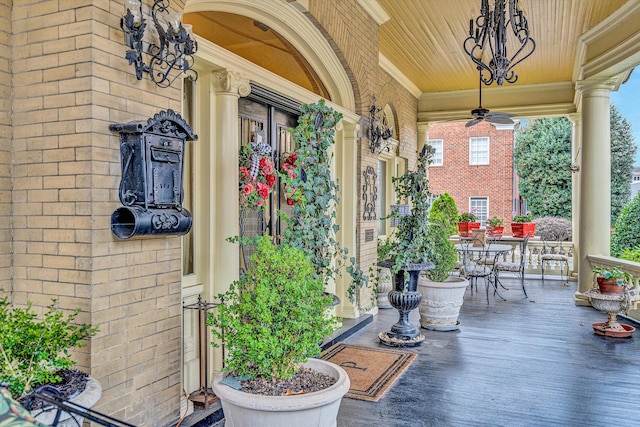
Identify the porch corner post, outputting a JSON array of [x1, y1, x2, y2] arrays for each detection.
[[567, 113, 581, 281], [417, 122, 434, 168], [574, 79, 615, 303], [211, 70, 250, 296]]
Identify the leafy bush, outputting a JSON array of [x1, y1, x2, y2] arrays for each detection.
[[611, 192, 640, 257], [423, 211, 457, 282], [592, 266, 631, 286], [620, 247, 640, 262], [430, 193, 458, 236], [0, 297, 98, 398], [208, 236, 336, 381]]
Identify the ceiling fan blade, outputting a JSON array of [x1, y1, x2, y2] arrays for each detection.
[[486, 116, 514, 125], [486, 111, 517, 118], [465, 118, 482, 127]]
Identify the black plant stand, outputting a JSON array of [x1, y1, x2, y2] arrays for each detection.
[[378, 261, 434, 347]]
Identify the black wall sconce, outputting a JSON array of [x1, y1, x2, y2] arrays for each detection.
[[110, 109, 197, 239], [121, 0, 198, 88], [369, 95, 393, 155]]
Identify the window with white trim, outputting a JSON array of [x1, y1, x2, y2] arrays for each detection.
[[470, 197, 488, 226], [469, 137, 489, 165], [428, 139, 443, 166]]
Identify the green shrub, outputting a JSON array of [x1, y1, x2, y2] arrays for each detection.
[[620, 247, 640, 262], [208, 236, 336, 381], [424, 211, 457, 282], [0, 297, 98, 398], [611, 193, 640, 256], [430, 193, 458, 236]]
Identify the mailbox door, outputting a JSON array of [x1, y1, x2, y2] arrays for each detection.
[[144, 134, 184, 208]]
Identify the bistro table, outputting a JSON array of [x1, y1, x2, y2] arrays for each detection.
[[454, 243, 512, 301]]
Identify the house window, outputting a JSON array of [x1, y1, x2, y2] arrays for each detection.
[[470, 197, 488, 226], [428, 139, 443, 166], [469, 137, 489, 165]]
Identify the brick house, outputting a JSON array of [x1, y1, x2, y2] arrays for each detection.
[[427, 121, 520, 232]]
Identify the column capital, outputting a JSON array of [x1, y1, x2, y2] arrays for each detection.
[[212, 70, 251, 97], [417, 121, 436, 134], [575, 78, 617, 94]]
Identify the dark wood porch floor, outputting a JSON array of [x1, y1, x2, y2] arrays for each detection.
[[337, 277, 640, 427]]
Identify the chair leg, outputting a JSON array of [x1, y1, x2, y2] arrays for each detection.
[[520, 269, 528, 298], [541, 260, 545, 282]]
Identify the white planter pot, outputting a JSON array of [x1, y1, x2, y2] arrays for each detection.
[[377, 267, 393, 309], [212, 358, 350, 427], [32, 376, 102, 427], [418, 276, 469, 331]]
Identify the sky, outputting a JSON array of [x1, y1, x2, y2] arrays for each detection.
[[610, 70, 640, 167]]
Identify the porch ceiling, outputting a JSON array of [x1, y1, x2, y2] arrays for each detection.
[[373, 0, 633, 122]]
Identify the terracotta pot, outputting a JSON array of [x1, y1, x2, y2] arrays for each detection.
[[457, 222, 480, 237], [596, 277, 623, 294], [511, 222, 535, 238], [487, 226, 504, 236]]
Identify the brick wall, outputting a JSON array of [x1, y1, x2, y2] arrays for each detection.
[[0, 1, 10, 291], [427, 121, 516, 231], [11, 1, 182, 424], [309, 0, 419, 306]]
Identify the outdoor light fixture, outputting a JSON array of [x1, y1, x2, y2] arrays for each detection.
[[121, 0, 198, 88], [463, 0, 535, 86], [369, 96, 393, 155]]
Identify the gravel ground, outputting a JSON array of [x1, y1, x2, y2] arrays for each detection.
[[19, 369, 88, 410], [240, 368, 336, 396]]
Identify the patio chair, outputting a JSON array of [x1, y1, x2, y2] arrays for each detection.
[[541, 230, 570, 283], [459, 238, 494, 304], [494, 235, 529, 298]]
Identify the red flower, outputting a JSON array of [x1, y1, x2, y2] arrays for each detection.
[[239, 166, 250, 179], [266, 174, 276, 187], [242, 182, 255, 195], [256, 182, 270, 200]]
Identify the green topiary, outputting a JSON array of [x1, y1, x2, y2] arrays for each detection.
[[620, 246, 640, 262], [0, 297, 98, 398], [430, 193, 458, 236], [611, 193, 640, 257], [424, 211, 457, 282], [208, 236, 336, 381]]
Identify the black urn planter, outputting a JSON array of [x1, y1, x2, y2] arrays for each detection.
[[377, 261, 434, 347]]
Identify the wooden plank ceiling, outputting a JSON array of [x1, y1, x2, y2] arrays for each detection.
[[377, 0, 628, 93]]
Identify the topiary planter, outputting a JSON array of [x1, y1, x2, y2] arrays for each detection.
[[418, 276, 469, 331], [457, 222, 480, 237]]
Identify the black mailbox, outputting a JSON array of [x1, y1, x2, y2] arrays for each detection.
[[109, 109, 197, 239]]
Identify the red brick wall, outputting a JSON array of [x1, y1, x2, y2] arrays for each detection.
[[428, 121, 517, 232]]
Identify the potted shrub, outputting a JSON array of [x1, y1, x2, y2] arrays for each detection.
[[592, 266, 632, 295], [430, 192, 459, 237], [511, 211, 535, 237], [457, 209, 480, 237], [0, 297, 100, 426], [208, 236, 350, 427], [487, 216, 504, 236], [417, 208, 469, 331]]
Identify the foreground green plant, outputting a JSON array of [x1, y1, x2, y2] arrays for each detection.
[[208, 236, 336, 381], [592, 266, 632, 286], [0, 297, 98, 398]]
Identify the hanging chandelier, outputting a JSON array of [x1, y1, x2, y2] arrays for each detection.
[[463, 0, 536, 86]]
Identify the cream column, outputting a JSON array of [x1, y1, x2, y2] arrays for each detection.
[[575, 79, 615, 300], [567, 113, 581, 281], [417, 122, 435, 162], [336, 120, 363, 319], [211, 71, 250, 294]]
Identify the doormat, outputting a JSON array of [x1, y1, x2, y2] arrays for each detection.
[[319, 343, 416, 402]]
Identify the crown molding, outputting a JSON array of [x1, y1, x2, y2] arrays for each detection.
[[379, 53, 422, 98], [356, 0, 390, 25]]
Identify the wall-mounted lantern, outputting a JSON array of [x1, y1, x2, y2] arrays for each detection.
[[110, 109, 197, 239]]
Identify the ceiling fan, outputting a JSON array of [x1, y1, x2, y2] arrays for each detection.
[[466, 74, 516, 128]]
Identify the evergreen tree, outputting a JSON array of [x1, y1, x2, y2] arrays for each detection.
[[514, 117, 572, 219], [610, 104, 637, 225]]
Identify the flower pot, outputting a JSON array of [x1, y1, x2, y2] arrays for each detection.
[[31, 376, 102, 427], [487, 226, 504, 236], [457, 222, 480, 237], [511, 222, 535, 238], [418, 275, 469, 331], [377, 266, 393, 309], [212, 358, 350, 427], [596, 277, 623, 295]]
